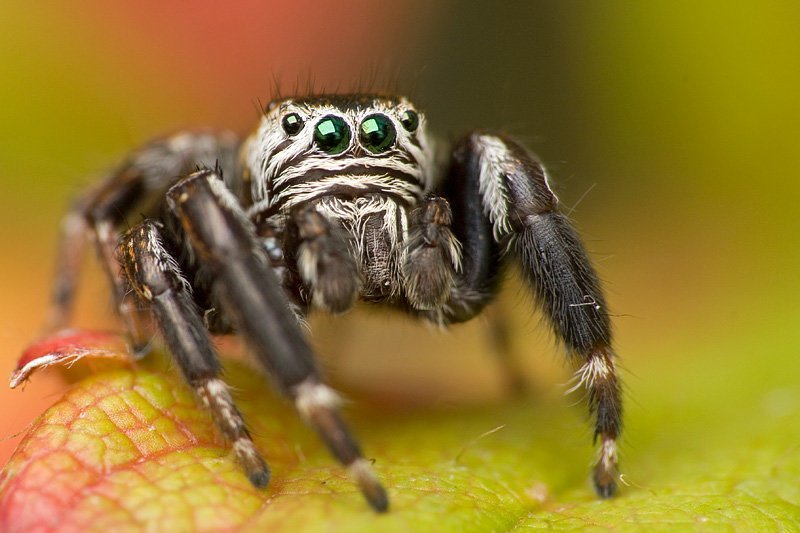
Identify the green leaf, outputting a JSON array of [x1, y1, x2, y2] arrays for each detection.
[[2, 324, 799, 531]]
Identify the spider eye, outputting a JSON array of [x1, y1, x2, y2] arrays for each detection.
[[399, 110, 419, 132], [359, 114, 396, 154], [313, 115, 351, 154], [281, 113, 304, 135]]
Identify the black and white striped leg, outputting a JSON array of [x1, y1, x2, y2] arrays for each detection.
[[459, 132, 623, 497], [292, 206, 360, 314], [117, 220, 270, 487], [167, 170, 388, 512], [516, 212, 621, 497], [402, 195, 461, 311]]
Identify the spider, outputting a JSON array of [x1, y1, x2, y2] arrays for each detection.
[[45, 93, 622, 512]]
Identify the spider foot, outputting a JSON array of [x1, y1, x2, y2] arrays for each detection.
[[294, 378, 389, 512], [349, 458, 389, 513], [576, 347, 622, 498], [593, 436, 618, 498], [233, 434, 271, 488], [196, 377, 271, 488]]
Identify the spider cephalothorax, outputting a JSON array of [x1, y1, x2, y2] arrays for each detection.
[[44, 93, 622, 512], [241, 95, 451, 309]]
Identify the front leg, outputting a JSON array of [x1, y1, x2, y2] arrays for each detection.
[[166, 170, 388, 512], [117, 221, 270, 487], [455, 132, 623, 497]]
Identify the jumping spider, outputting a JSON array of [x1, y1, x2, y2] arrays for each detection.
[[46, 94, 622, 512]]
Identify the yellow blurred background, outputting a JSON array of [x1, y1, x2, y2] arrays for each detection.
[[1, 0, 798, 488]]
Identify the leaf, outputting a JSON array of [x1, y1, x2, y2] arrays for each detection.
[[1, 328, 799, 531]]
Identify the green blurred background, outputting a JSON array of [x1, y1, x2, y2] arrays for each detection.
[[1, 0, 799, 519]]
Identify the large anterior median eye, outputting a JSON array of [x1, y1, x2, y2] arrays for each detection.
[[359, 114, 396, 154], [313, 115, 351, 154]]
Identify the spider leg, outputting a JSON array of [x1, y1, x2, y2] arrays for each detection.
[[402, 195, 461, 311], [485, 304, 528, 395], [253, 216, 308, 320], [292, 206, 360, 313], [414, 153, 523, 389], [49, 167, 151, 353], [167, 170, 388, 512], [454, 132, 622, 498], [47, 133, 239, 356], [117, 220, 270, 486], [48, 200, 90, 330]]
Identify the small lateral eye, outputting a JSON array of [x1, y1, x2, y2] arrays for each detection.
[[359, 114, 396, 154], [281, 113, 304, 135], [313, 115, 351, 154], [399, 110, 419, 132]]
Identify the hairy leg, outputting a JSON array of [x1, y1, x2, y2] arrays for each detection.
[[47, 133, 239, 355], [453, 132, 623, 497], [118, 220, 269, 486], [167, 169, 388, 512]]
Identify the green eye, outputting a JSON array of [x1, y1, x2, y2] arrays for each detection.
[[313, 115, 351, 154], [359, 114, 396, 154], [281, 113, 304, 135], [399, 110, 419, 132]]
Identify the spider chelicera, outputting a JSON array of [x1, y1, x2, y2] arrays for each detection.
[[44, 94, 622, 512]]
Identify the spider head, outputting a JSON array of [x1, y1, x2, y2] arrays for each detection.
[[245, 94, 437, 211]]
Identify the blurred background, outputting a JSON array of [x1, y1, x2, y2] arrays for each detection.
[[1, 0, 798, 484]]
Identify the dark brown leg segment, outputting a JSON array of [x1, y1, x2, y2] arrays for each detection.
[[516, 211, 622, 496], [118, 220, 270, 486], [47, 205, 90, 331], [167, 170, 388, 512]]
